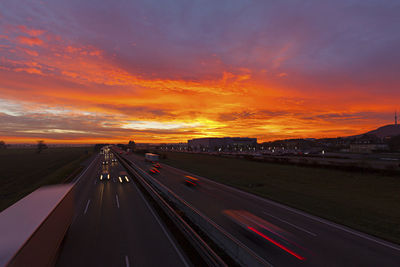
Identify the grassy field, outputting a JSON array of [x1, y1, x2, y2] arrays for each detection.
[[160, 152, 400, 244], [0, 147, 92, 211]]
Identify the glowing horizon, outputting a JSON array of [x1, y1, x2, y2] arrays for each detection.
[[1, 1, 399, 144]]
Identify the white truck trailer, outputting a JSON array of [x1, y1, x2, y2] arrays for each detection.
[[0, 184, 74, 267]]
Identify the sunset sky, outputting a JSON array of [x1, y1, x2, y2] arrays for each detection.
[[1, 0, 399, 143]]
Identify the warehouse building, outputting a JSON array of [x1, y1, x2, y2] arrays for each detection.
[[188, 137, 257, 151]]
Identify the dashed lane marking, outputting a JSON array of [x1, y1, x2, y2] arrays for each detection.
[[84, 199, 91, 214]]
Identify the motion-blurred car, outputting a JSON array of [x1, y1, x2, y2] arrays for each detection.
[[223, 210, 306, 261], [100, 173, 110, 181], [184, 175, 199, 187], [118, 171, 130, 183], [149, 167, 160, 174], [102, 161, 108, 165], [111, 159, 118, 163], [153, 163, 161, 168]]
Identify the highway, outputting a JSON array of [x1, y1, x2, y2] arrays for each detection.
[[124, 152, 400, 267], [56, 152, 189, 267]]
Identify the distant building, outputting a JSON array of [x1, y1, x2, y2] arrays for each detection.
[[163, 143, 187, 149], [135, 143, 151, 150], [348, 133, 389, 153], [188, 137, 257, 151], [349, 143, 388, 153]]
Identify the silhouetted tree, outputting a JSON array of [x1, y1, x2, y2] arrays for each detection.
[[0, 141, 6, 149], [37, 140, 48, 153], [128, 140, 136, 150]]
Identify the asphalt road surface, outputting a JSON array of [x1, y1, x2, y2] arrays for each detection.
[[124, 153, 400, 267], [57, 153, 189, 267]]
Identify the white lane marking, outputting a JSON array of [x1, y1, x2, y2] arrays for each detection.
[[263, 211, 317, 237], [116, 194, 120, 208], [125, 255, 130, 267], [134, 183, 190, 267], [162, 163, 400, 252], [84, 199, 91, 214], [74, 154, 99, 183]]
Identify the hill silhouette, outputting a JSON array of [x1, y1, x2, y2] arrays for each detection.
[[363, 124, 400, 138]]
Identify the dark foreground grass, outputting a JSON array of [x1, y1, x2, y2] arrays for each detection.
[[161, 152, 400, 244], [0, 147, 92, 211]]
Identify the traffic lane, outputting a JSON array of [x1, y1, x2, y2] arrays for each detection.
[[86, 160, 132, 266], [125, 154, 400, 266], [159, 161, 400, 266], [57, 171, 109, 266], [71, 154, 101, 216], [59, 155, 127, 266], [160, 164, 400, 266], [73, 152, 115, 210], [115, 173, 189, 266], [165, 180, 306, 266], [72, 184, 128, 266], [106, 158, 189, 266], [94, 175, 128, 267], [82, 181, 124, 266], [58, 155, 188, 267]]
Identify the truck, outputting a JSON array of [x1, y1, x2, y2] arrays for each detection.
[[0, 184, 75, 266], [145, 153, 159, 162]]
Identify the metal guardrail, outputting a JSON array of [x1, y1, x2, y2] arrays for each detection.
[[116, 152, 272, 267], [113, 151, 227, 267]]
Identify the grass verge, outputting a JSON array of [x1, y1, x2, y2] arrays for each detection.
[[0, 147, 92, 211], [160, 152, 400, 244]]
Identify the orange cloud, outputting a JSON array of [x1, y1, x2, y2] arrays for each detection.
[[17, 36, 44, 46], [18, 25, 45, 37], [1, 26, 399, 144], [14, 67, 42, 75], [20, 48, 39, 57]]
